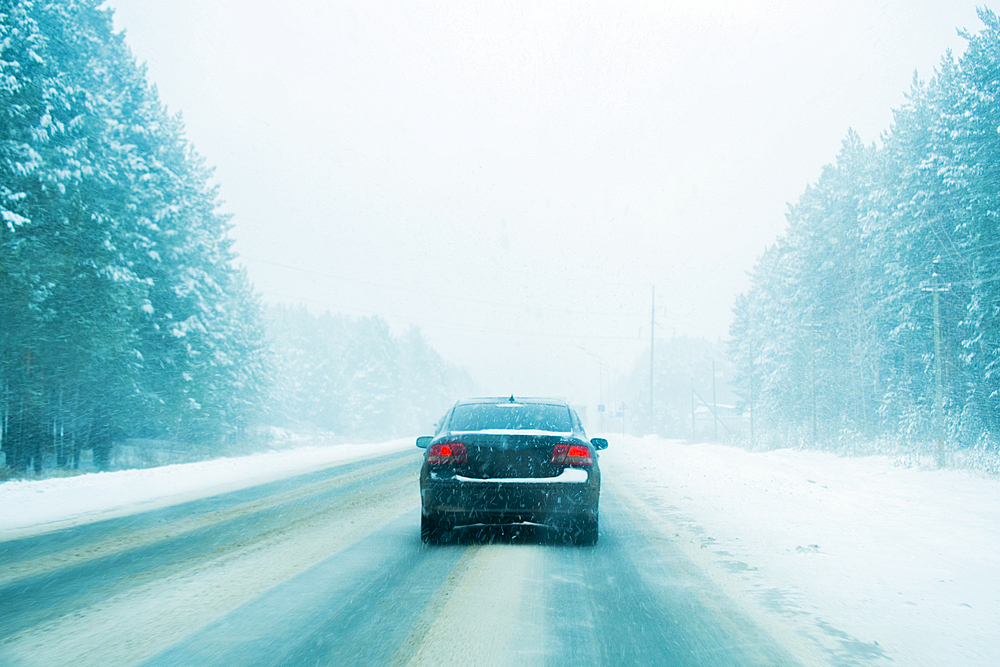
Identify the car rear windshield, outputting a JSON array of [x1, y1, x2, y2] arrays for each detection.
[[449, 403, 573, 433]]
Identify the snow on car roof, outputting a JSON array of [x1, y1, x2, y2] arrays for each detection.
[[456, 397, 569, 406]]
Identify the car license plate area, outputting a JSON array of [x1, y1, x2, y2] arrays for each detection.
[[459, 445, 560, 479]]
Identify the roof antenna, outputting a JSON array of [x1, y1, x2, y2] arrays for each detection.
[[509, 394, 516, 403]]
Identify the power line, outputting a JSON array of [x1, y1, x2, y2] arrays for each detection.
[[267, 292, 644, 342]]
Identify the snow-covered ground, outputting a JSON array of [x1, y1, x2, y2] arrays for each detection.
[[600, 436, 1000, 667], [3, 433, 997, 665], [0, 439, 414, 540]]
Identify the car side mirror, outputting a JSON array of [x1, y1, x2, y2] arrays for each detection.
[[590, 437, 608, 450], [416, 436, 433, 449]]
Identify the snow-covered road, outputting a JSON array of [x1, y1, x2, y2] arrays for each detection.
[[0, 437, 996, 665], [0, 439, 414, 540], [601, 437, 1000, 667]]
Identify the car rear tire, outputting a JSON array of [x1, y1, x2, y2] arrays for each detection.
[[573, 517, 599, 546], [421, 512, 448, 544]]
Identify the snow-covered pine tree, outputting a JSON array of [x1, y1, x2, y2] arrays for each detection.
[[729, 9, 1000, 455], [0, 0, 269, 471]]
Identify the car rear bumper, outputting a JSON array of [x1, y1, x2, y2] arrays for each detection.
[[420, 467, 600, 526]]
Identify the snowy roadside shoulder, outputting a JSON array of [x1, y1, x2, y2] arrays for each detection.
[[0, 438, 416, 541], [600, 435, 1000, 667]]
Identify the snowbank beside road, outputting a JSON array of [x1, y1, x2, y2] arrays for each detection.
[[0, 439, 415, 540], [600, 436, 1000, 667]]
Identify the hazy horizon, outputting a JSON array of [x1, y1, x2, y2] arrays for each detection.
[[107, 0, 981, 407]]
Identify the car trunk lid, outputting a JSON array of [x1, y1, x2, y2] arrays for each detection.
[[448, 432, 582, 479]]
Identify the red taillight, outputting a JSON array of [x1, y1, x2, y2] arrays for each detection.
[[551, 443, 593, 466], [427, 442, 468, 465]]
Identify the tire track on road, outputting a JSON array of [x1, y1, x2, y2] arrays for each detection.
[[0, 451, 419, 589]]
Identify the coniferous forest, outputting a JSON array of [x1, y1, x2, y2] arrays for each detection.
[[0, 1, 468, 474], [729, 8, 1000, 460], [1, 0, 272, 471], [264, 306, 476, 442]]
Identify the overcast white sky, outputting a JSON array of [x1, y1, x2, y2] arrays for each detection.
[[107, 0, 980, 409]]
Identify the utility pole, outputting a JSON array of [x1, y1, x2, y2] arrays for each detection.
[[712, 358, 718, 441], [576, 346, 606, 433], [749, 362, 755, 444], [599, 362, 604, 433], [809, 324, 817, 446], [922, 260, 950, 467], [800, 322, 821, 446], [690, 377, 696, 441], [650, 285, 655, 435], [748, 313, 755, 445]]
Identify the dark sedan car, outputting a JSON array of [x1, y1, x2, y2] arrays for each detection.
[[417, 397, 608, 545]]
